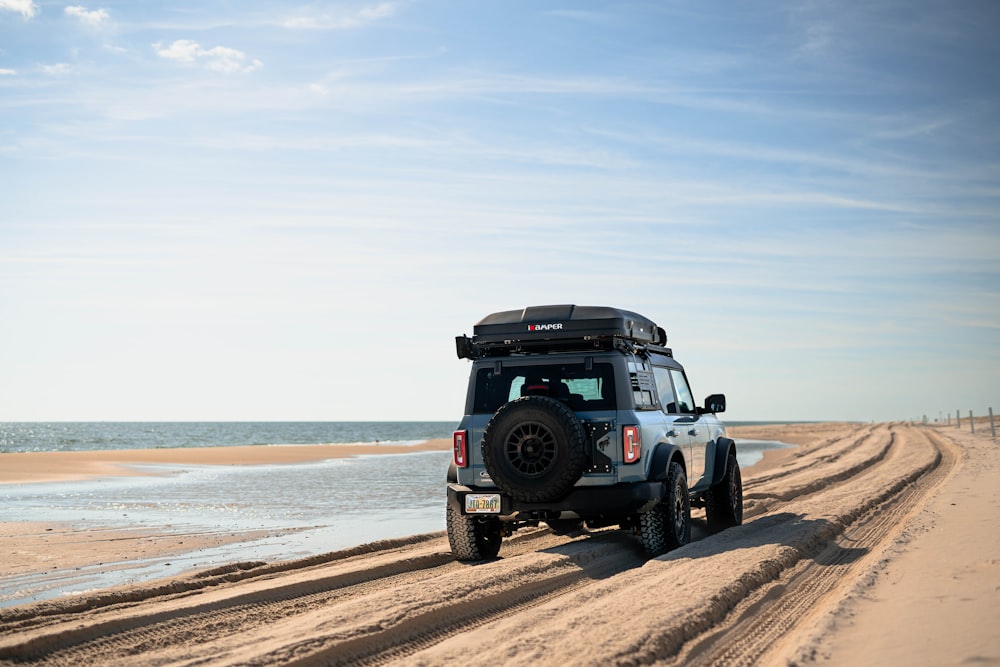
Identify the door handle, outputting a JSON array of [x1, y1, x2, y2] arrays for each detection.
[[688, 429, 699, 437], [666, 429, 678, 438]]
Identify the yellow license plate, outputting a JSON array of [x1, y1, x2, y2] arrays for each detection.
[[465, 493, 501, 514]]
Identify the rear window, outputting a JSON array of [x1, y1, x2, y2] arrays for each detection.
[[472, 362, 616, 414]]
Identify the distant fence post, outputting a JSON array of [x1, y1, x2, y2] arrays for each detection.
[[970, 410, 975, 433], [990, 407, 996, 438], [957, 410, 961, 428]]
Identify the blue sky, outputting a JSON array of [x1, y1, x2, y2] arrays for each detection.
[[1, 1, 998, 423]]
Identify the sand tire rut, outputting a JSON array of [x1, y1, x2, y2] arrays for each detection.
[[0, 528, 640, 666], [0, 423, 961, 666], [673, 426, 959, 667]]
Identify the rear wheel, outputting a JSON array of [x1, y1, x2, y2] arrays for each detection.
[[639, 462, 690, 556], [706, 452, 743, 532], [447, 504, 502, 561]]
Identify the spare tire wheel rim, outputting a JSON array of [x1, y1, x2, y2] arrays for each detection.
[[505, 421, 557, 476]]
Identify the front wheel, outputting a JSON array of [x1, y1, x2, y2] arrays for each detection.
[[638, 461, 691, 556], [447, 504, 502, 561], [706, 452, 743, 532]]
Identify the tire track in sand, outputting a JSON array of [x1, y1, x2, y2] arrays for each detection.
[[667, 425, 959, 667], [399, 423, 958, 666], [0, 528, 635, 666]]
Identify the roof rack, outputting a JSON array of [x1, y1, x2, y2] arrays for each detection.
[[455, 304, 669, 360]]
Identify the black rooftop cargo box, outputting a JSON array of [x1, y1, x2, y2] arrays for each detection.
[[456, 305, 667, 358]]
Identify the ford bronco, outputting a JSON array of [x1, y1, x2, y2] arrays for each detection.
[[446, 304, 742, 559]]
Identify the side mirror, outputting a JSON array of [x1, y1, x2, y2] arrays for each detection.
[[703, 393, 726, 414]]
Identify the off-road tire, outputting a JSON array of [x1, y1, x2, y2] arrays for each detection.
[[447, 504, 502, 560], [638, 462, 690, 556], [706, 452, 743, 532], [481, 396, 588, 503]]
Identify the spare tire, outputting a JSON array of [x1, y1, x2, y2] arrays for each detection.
[[481, 396, 587, 503]]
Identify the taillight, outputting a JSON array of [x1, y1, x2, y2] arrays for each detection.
[[453, 430, 469, 468], [623, 425, 641, 464]]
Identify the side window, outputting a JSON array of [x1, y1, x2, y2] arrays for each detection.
[[668, 369, 695, 414], [653, 366, 677, 413], [628, 358, 657, 410]]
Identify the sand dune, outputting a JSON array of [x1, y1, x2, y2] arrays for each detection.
[[1, 422, 997, 665]]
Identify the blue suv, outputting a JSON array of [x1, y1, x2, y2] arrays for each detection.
[[447, 305, 742, 560]]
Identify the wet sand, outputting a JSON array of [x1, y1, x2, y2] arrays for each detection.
[[1, 423, 997, 665], [0, 439, 452, 484]]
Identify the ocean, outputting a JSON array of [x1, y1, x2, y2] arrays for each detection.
[[0, 421, 791, 605], [0, 421, 457, 453]]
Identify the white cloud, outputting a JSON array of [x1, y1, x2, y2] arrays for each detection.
[[41, 63, 72, 75], [0, 0, 36, 18], [284, 1, 396, 29], [153, 39, 262, 74], [154, 39, 200, 62], [65, 5, 109, 26], [0, 68, 17, 75]]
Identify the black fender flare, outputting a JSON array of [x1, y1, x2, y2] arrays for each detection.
[[649, 442, 685, 481], [709, 437, 738, 489], [447, 461, 458, 483]]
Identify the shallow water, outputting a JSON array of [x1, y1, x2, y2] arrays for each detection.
[[0, 450, 452, 606], [734, 439, 792, 468], [0, 440, 786, 606]]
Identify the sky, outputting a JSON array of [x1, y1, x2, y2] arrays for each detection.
[[1, 1, 998, 424]]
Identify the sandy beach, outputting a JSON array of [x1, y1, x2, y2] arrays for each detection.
[[0, 439, 453, 485], [1, 422, 997, 665]]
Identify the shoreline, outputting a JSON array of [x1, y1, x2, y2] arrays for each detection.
[[0, 439, 452, 485], [0, 424, 811, 486]]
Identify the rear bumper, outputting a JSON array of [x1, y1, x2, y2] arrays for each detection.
[[447, 481, 665, 518]]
